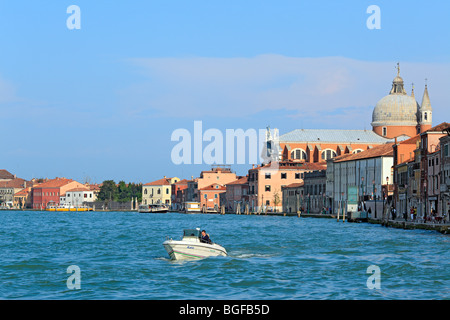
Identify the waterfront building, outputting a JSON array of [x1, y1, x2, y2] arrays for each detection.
[[281, 182, 304, 214], [392, 122, 450, 220], [393, 135, 421, 218], [326, 143, 394, 219], [303, 170, 327, 214], [185, 165, 237, 203], [171, 179, 189, 211], [31, 178, 87, 209], [427, 150, 441, 216], [198, 183, 226, 211], [13, 187, 32, 209], [248, 161, 326, 212], [418, 123, 450, 219], [62, 187, 95, 207], [223, 176, 249, 213], [142, 176, 179, 206], [0, 178, 29, 207], [440, 133, 450, 222]]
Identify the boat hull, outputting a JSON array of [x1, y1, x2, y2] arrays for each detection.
[[163, 240, 227, 260]]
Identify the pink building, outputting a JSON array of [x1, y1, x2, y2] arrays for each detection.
[[198, 183, 226, 211]]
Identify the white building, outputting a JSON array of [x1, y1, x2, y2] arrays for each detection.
[[61, 187, 94, 207], [326, 143, 394, 219]]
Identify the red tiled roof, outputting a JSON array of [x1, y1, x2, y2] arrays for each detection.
[[424, 122, 450, 133], [282, 182, 304, 189], [144, 178, 172, 186], [226, 176, 248, 185], [173, 179, 189, 185], [0, 178, 27, 189], [250, 162, 326, 171], [199, 183, 226, 191], [0, 169, 14, 180], [32, 178, 73, 188], [333, 143, 394, 163], [66, 187, 90, 192], [14, 187, 31, 196]]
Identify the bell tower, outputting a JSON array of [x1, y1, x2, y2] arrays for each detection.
[[418, 80, 432, 133]]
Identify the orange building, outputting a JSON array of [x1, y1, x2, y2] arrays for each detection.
[[198, 183, 226, 211], [248, 161, 326, 212]]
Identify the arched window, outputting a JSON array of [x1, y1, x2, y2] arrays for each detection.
[[321, 149, 337, 160], [424, 112, 428, 121], [291, 148, 307, 160], [352, 149, 363, 154], [144, 189, 147, 195]]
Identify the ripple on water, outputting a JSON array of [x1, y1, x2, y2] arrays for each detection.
[[0, 211, 448, 299]]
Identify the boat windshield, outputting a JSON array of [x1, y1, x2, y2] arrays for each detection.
[[183, 229, 200, 238]]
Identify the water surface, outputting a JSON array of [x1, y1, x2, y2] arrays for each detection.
[[0, 211, 448, 299]]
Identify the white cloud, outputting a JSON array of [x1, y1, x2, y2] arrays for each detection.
[[121, 55, 450, 122]]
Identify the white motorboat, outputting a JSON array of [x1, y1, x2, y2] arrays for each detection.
[[163, 228, 227, 260]]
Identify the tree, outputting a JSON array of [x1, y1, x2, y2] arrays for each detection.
[[273, 188, 281, 213], [97, 180, 118, 202]]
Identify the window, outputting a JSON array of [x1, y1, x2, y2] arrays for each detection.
[[166, 188, 169, 194], [291, 149, 307, 160], [424, 112, 428, 120], [265, 173, 271, 179], [321, 149, 337, 160], [84, 194, 87, 198], [157, 188, 161, 195], [265, 185, 271, 192], [204, 194, 207, 199], [382, 127, 387, 136], [295, 173, 300, 179], [281, 173, 287, 179], [144, 189, 147, 195], [352, 149, 363, 154], [214, 194, 218, 199], [265, 200, 270, 206]]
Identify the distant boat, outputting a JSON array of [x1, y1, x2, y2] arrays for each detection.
[[184, 202, 201, 214], [138, 204, 169, 213]]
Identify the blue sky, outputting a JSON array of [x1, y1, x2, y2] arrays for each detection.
[[0, 0, 449, 183]]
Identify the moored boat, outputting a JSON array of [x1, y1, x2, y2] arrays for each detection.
[[46, 204, 92, 212], [184, 201, 201, 214], [138, 203, 169, 213]]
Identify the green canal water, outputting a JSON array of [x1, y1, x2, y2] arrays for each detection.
[[0, 211, 448, 299]]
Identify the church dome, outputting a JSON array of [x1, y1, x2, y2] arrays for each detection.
[[372, 94, 419, 127], [371, 64, 419, 127]]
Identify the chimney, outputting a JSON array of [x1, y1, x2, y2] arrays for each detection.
[[252, 164, 255, 169], [164, 176, 166, 179], [395, 137, 397, 145]]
